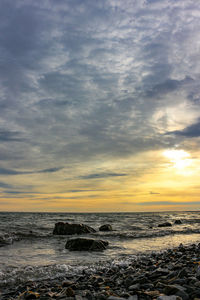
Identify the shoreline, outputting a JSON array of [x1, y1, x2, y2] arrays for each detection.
[[2, 242, 200, 300]]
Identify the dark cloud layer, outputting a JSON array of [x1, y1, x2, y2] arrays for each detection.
[[168, 119, 200, 138]]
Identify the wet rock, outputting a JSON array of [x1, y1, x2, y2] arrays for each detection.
[[62, 280, 75, 287], [177, 267, 188, 278], [152, 267, 170, 276], [24, 291, 40, 299], [53, 222, 96, 235], [99, 224, 113, 231], [128, 283, 140, 291], [128, 296, 138, 300], [75, 296, 83, 300], [108, 296, 126, 300], [0, 234, 13, 247], [65, 238, 109, 251], [164, 285, 189, 300], [124, 275, 134, 287], [158, 222, 172, 227], [157, 296, 182, 300], [174, 220, 182, 225]]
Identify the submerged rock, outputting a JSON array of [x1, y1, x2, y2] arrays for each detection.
[[158, 222, 172, 227], [99, 224, 113, 231], [53, 222, 96, 235], [65, 238, 109, 251]]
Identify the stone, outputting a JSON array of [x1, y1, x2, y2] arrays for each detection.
[[99, 224, 113, 231], [0, 234, 13, 247], [174, 220, 182, 225], [62, 280, 74, 287], [128, 296, 138, 300], [157, 296, 182, 300], [75, 296, 83, 300], [128, 283, 140, 291], [164, 285, 189, 300], [158, 222, 172, 227], [24, 291, 40, 299], [53, 222, 96, 235], [65, 238, 109, 251], [178, 267, 188, 278], [108, 297, 126, 300]]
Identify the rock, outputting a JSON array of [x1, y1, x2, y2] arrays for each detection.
[[108, 297, 126, 300], [174, 220, 182, 225], [75, 296, 83, 300], [164, 285, 189, 300], [0, 234, 13, 247], [128, 283, 140, 291], [65, 238, 109, 251], [99, 224, 113, 231], [124, 275, 134, 287], [158, 222, 172, 227], [24, 291, 40, 299], [53, 222, 96, 235], [157, 296, 182, 300], [62, 280, 75, 287], [66, 287, 75, 297], [152, 267, 170, 276], [128, 296, 138, 300], [178, 267, 188, 278]]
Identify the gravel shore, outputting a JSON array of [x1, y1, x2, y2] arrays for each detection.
[[2, 242, 200, 300]]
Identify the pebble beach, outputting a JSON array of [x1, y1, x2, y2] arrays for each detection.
[[1, 212, 200, 300], [2, 242, 200, 300]]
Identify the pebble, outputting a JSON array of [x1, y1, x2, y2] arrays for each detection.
[[3, 243, 200, 300]]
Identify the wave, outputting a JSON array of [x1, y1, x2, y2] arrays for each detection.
[[0, 256, 140, 289], [0, 234, 19, 246], [92, 228, 200, 239], [184, 218, 200, 224], [2, 227, 200, 247]]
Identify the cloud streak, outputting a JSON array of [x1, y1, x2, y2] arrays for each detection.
[[78, 172, 127, 180]]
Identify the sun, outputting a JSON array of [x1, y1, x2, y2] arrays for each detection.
[[163, 149, 192, 170]]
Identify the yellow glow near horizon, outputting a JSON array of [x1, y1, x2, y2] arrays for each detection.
[[163, 149, 192, 171]]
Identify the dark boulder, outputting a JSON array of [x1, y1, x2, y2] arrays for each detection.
[[65, 238, 109, 251], [99, 224, 112, 231], [158, 222, 172, 227], [174, 219, 182, 225], [53, 222, 96, 235]]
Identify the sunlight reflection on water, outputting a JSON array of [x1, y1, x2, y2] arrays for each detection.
[[121, 233, 200, 254]]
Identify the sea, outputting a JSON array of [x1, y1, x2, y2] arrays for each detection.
[[1, 211, 200, 289]]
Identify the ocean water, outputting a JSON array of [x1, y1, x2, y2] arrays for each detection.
[[1, 211, 200, 288]]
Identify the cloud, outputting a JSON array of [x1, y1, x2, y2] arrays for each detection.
[[38, 167, 63, 173], [3, 190, 28, 194], [67, 189, 102, 193], [0, 0, 200, 209], [78, 172, 127, 180], [149, 191, 160, 195], [0, 168, 23, 175], [145, 77, 193, 99], [0, 130, 25, 142], [0, 167, 62, 175], [138, 201, 200, 206], [167, 119, 200, 138], [0, 181, 13, 189]]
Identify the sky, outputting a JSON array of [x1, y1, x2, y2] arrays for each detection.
[[0, 0, 200, 212]]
